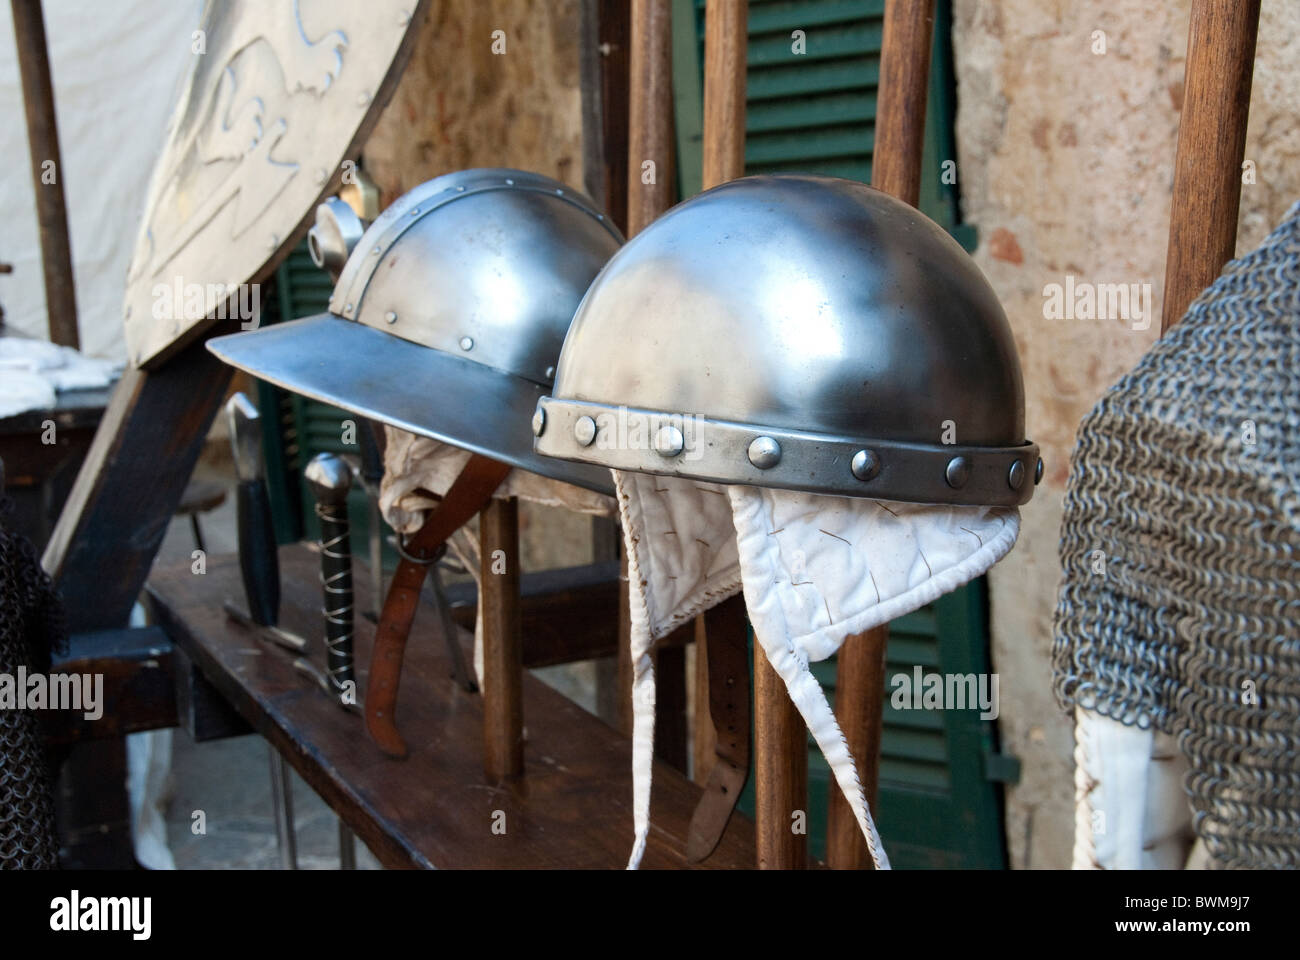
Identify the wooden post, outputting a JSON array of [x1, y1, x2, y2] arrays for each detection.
[[616, 0, 692, 769], [754, 647, 807, 868], [700, 0, 807, 869], [11, 0, 79, 349], [580, 0, 631, 236], [1160, 0, 1260, 333], [824, 0, 937, 871], [480, 497, 524, 782], [826, 626, 888, 867], [627, 0, 675, 235], [870, 0, 935, 208], [701, 0, 746, 191]]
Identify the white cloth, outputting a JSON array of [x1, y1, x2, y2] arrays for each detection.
[[1072, 706, 1195, 870], [379, 427, 618, 686], [618, 470, 1020, 869], [0, 338, 119, 417], [379, 428, 616, 534]]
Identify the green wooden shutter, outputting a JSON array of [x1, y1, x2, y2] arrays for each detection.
[[674, 0, 1010, 867]]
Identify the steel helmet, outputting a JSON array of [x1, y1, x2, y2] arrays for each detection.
[[209, 168, 623, 493], [534, 174, 1040, 506]]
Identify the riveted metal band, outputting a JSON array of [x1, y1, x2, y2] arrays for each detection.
[[534, 397, 1040, 507]]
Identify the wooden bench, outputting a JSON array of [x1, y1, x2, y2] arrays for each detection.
[[145, 544, 756, 869]]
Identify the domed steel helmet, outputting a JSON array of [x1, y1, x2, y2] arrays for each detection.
[[534, 174, 1040, 505], [208, 168, 623, 493]]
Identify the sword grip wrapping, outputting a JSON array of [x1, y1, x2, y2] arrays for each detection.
[[236, 478, 280, 627], [316, 502, 355, 695]]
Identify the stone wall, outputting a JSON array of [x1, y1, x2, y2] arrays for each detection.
[[952, 0, 1300, 868]]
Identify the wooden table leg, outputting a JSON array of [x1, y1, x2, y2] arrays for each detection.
[[480, 497, 523, 782], [827, 626, 888, 868], [754, 645, 807, 869]]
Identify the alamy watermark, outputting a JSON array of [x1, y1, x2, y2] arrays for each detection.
[[0, 668, 103, 720], [591, 407, 708, 462], [890, 667, 999, 720], [152, 277, 261, 330], [1042, 275, 1153, 331]]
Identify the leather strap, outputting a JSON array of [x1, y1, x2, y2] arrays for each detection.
[[364, 454, 511, 758], [686, 594, 752, 862]]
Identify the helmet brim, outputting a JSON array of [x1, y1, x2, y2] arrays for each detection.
[[208, 314, 615, 496]]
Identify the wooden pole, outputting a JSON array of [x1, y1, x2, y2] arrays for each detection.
[[619, 0, 692, 769], [627, 0, 675, 235], [824, 0, 936, 871], [826, 626, 888, 867], [11, 0, 79, 349], [701, 0, 810, 870], [754, 641, 807, 868], [870, 0, 935, 207], [701, 0, 746, 191], [1160, 0, 1260, 333], [481, 497, 524, 782]]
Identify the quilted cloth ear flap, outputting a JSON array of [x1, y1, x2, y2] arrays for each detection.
[[727, 488, 1020, 869], [614, 471, 742, 868], [615, 466, 1019, 869]]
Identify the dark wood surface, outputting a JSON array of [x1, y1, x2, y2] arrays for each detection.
[[11, 0, 79, 349], [41, 626, 177, 745], [42, 320, 239, 633], [0, 387, 109, 552], [444, 562, 624, 667], [580, 0, 631, 236], [1160, 0, 1260, 332], [146, 545, 758, 869]]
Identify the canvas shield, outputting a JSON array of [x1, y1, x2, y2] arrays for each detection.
[[121, 0, 429, 367]]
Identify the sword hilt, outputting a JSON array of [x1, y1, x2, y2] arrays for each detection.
[[305, 453, 355, 706]]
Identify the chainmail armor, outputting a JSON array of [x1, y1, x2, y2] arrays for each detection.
[[0, 491, 65, 869], [1053, 202, 1300, 869]]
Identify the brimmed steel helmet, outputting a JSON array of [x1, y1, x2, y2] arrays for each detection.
[[209, 168, 623, 493], [534, 174, 1040, 506]]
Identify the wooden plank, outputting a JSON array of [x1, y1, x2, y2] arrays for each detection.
[[1160, 0, 1260, 333], [146, 545, 757, 869], [11, 0, 79, 349], [41, 626, 177, 745], [480, 497, 524, 783], [42, 319, 239, 633]]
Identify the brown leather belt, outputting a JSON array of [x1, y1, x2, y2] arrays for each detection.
[[365, 454, 511, 758], [686, 593, 752, 863]]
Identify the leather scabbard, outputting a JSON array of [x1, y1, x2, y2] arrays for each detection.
[[686, 594, 752, 862], [364, 454, 511, 758]]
